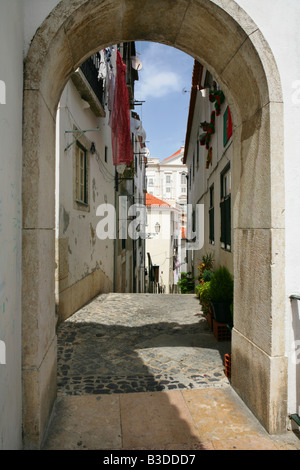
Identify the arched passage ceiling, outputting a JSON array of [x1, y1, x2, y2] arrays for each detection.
[[24, 0, 282, 124]]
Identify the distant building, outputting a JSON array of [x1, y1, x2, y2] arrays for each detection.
[[145, 193, 181, 294], [146, 147, 187, 209], [146, 147, 188, 280]]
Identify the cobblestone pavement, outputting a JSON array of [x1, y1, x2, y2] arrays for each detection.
[[57, 293, 231, 396]]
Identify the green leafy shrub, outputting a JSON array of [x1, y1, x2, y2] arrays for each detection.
[[197, 253, 214, 281], [202, 269, 214, 283], [209, 266, 233, 303], [177, 272, 195, 294], [196, 281, 212, 315]]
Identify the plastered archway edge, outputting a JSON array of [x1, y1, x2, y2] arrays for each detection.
[[23, 0, 286, 448]]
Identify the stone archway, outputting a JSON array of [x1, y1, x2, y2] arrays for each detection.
[[23, 0, 286, 448]]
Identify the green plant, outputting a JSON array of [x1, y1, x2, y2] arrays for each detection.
[[209, 266, 233, 303], [197, 253, 214, 281], [202, 269, 214, 283], [196, 281, 212, 315], [177, 272, 195, 294]]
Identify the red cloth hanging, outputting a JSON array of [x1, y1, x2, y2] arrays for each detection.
[[110, 50, 133, 167]]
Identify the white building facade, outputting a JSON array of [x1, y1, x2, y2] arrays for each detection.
[[145, 193, 181, 293], [146, 147, 187, 209], [146, 148, 188, 275], [184, 62, 233, 277]]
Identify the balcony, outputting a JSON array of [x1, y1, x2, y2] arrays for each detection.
[[71, 52, 106, 118]]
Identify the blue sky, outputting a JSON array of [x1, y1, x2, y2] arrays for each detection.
[[133, 42, 194, 161]]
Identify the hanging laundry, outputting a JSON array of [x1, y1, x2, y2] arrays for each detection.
[[110, 50, 133, 167], [98, 50, 107, 80], [107, 69, 115, 127]]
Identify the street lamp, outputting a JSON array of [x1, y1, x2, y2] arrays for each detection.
[[155, 222, 160, 234]]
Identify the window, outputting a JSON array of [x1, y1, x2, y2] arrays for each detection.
[[166, 187, 171, 193], [181, 173, 186, 185], [193, 152, 195, 179], [204, 70, 213, 89], [181, 186, 186, 193], [166, 174, 171, 184], [105, 145, 108, 163], [209, 185, 214, 245], [76, 142, 88, 205], [220, 165, 231, 251], [148, 178, 154, 186]]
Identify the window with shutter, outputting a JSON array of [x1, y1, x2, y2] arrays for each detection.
[[220, 165, 231, 251], [76, 142, 88, 205]]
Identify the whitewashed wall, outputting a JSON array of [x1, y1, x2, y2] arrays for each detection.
[[55, 79, 115, 319], [186, 85, 233, 275], [235, 0, 300, 424], [0, 0, 24, 450]]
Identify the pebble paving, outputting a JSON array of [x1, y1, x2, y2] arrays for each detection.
[[57, 293, 231, 396]]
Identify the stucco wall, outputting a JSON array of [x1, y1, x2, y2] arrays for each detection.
[[55, 79, 115, 321], [186, 84, 233, 277], [0, 0, 23, 450], [237, 0, 300, 425]]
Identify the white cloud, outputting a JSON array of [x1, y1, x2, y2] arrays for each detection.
[[135, 43, 185, 100], [137, 68, 182, 99]]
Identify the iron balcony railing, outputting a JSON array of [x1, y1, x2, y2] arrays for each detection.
[[80, 52, 104, 108]]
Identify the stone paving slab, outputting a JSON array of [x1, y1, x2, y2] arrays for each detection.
[[56, 293, 231, 396], [43, 293, 300, 450], [43, 389, 300, 450]]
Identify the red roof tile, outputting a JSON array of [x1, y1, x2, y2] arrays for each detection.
[[161, 148, 182, 163], [145, 193, 171, 207]]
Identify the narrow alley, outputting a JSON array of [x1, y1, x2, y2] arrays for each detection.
[[42, 294, 300, 450]]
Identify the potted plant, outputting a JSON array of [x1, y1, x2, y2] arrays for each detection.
[[177, 272, 195, 294], [209, 266, 233, 325], [196, 280, 212, 316], [197, 253, 214, 282]]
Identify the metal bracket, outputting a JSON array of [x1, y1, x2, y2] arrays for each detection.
[[64, 128, 100, 151], [290, 414, 300, 426], [290, 294, 300, 301]]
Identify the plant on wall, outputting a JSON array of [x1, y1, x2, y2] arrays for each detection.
[[199, 111, 216, 150], [206, 147, 212, 169], [209, 82, 225, 116]]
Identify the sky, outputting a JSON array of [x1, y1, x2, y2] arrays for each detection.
[[133, 42, 194, 161]]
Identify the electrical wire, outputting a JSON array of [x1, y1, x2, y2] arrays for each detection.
[[61, 104, 116, 182]]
